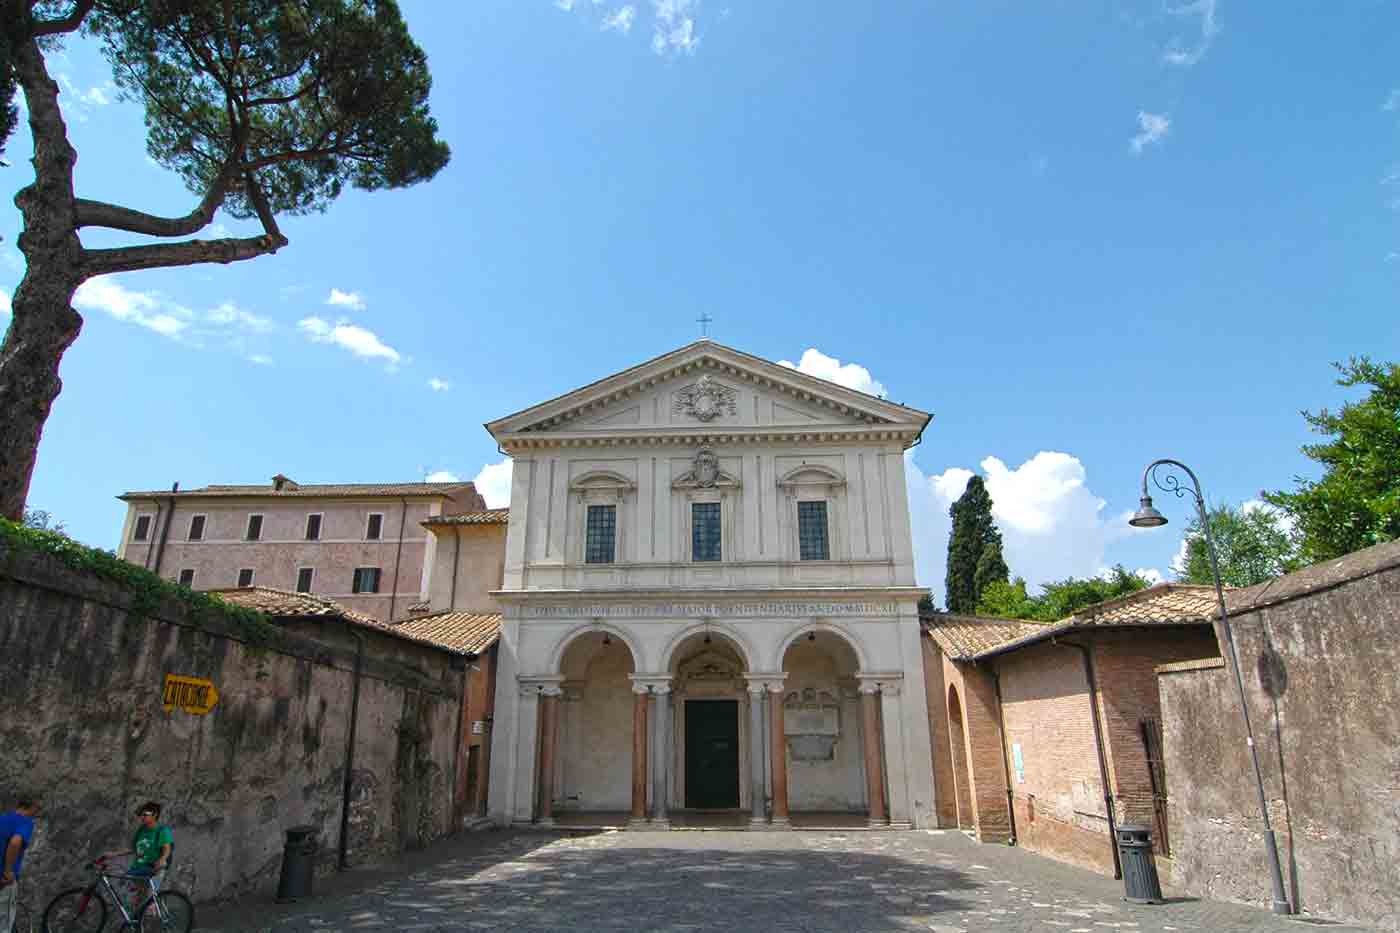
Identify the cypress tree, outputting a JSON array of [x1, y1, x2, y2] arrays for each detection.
[[974, 532, 1010, 600], [945, 475, 1002, 613]]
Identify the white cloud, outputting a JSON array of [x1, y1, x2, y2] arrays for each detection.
[[325, 288, 367, 311], [426, 470, 460, 483], [907, 450, 1140, 607], [1131, 111, 1171, 154], [473, 459, 514, 509], [1136, 567, 1166, 586], [207, 301, 273, 333], [652, 0, 700, 55], [0, 289, 10, 317], [55, 74, 115, 121], [603, 5, 636, 32], [298, 316, 402, 366], [555, 0, 575, 9], [74, 277, 191, 338], [428, 377, 451, 392], [1385, 90, 1400, 112], [778, 348, 887, 397], [1162, 0, 1220, 67], [248, 354, 273, 366]]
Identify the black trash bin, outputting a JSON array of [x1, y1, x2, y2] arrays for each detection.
[[1115, 823, 1164, 905], [275, 825, 320, 903]]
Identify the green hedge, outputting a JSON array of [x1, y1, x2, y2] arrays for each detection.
[[0, 517, 280, 649]]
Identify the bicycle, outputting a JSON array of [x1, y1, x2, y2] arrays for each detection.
[[41, 857, 193, 932]]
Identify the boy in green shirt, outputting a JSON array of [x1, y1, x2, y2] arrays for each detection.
[[104, 801, 172, 910]]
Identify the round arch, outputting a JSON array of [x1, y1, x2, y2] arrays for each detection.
[[947, 684, 974, 830], [773, 619, 869, 671], [546, 621, 645, 674], [659, 619, 757, 671]]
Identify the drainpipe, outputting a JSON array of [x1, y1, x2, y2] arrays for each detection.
[[449, 527, 462, 610], [338, 629, 366, 870], [151, 482, 179, 576], [989, 667, 1018, 846], [451, 652, 470, 828], [142, 498, 163, 570], [1061, 637, 1120, 879], [387, 496, 408, 620]]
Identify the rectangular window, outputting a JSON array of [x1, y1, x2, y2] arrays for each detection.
[[798, 500, 831, 561], [245, 514, 263, 541], [352, 567, 381, 594], [584, 504, 617, 564], [133, 515, 152, 542], [296, 567, 314, 593], [692, 502, 722, 562], [237, 568, 254, 588], [177, 569, 195, 588], [305, 513, 322, 541], [187, 514, 205, 541], [366, 513, 383, 540]]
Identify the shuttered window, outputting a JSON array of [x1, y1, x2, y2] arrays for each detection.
[[352, 567, 382, 594], [133, 515, 152, 541], [245, 514, 263, 541], [296, 568, 314, 593], [366, 513, 383, 540], [237, 568, 254, 588], [178, 569, 195, 588], [305, 513, 322, 541], [188, 515, 205, 541]]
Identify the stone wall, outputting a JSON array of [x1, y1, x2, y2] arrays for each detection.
[[0, 541, 464, 907], [1157, 541, 1400, 929]]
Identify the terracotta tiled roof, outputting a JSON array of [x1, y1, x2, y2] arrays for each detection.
[[120, 481, 479, 501], [406, 599, 431, 614], [389, 610, 502, 656], [210, 587, 466, 654], [923, 583, 1220, 661], [422, 508, 509, 526], [922, 614, 1049, 661]]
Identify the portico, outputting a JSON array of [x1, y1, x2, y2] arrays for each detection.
[[482, 340, 937, 830]]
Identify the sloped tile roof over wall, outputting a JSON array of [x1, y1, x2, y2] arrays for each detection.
[[923, 584, 1220, 661], [390, 611, 502, 656], [211, 587, 470, 654], [422, 509, 510, 527]]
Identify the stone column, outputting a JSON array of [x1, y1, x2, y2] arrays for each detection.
[[768, 683, 789, 827], [652, 683, 672, 827], [860, 683, 888, 827], [879, 680, 912, 829], [630, 683, 649, 823], [536, 686, 562, 826], [747, 682, 767, 827]]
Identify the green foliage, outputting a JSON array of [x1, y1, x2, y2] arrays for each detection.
[[975, 566, 1154, 621], [945, 475, 1006, 613], [1176, 502, 1300, 588], [20, 507, 65, 534], [0, 27, 15, 163], [85, 0, 450, 219], [0, 517, 279, 649], [1264, 357, 1400, 563]]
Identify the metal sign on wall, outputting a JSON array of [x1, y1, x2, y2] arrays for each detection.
[[162, 674, 220, 715]]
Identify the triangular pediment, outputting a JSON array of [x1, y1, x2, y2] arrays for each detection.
[[486, 340, 930, 444]]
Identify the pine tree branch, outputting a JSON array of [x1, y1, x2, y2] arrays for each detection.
[[29, 0, 93, 37], [74, 163, 239, 236], [81, 232, 287, 276]]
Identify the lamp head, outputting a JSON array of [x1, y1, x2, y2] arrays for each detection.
[[1129, 496, 1169, 529]]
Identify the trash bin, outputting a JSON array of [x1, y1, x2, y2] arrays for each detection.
[[1115, 823, 1164, 905], [275, 825, 320, 903]]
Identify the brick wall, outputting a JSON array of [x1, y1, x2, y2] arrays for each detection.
[[920, 635, 958, 828], [937, 654, 1010, 842]]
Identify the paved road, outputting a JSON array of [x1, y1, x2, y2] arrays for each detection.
[[198, 828, 1371, 932]]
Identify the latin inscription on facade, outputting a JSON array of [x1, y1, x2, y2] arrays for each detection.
[[516, 601, 902, 619]]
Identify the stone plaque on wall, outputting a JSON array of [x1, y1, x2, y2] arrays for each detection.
[[788, 735, 836, 762], [783, 688, 839, 736]]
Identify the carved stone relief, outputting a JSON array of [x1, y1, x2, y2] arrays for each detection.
[[674, 375, 737, 422]]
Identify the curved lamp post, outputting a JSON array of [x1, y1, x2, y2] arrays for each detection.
[[1131, 459, 1291, 915]]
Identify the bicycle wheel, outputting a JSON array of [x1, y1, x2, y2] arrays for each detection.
[[138, 891, 192, 933], [41, 888, 106, 933]]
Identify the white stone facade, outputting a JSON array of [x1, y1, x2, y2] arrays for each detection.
[[482, 340, 938, 829]]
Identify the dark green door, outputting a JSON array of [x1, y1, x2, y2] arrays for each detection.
[[685, 700, 740, 809]]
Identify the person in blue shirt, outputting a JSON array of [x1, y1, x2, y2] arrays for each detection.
[[0, 795, 39, 933]]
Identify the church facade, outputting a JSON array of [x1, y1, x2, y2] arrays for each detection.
[[483, 340, 937, 829]]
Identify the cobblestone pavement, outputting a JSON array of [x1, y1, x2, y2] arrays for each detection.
[[197, 828, 1371, 933]]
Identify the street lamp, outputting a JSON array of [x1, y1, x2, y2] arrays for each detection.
[[1131, 459, 1292, 916]]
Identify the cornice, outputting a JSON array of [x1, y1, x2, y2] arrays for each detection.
[[497, 424, 922, 453], [490, 585, 928, 603]]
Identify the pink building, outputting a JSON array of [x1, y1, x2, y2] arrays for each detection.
[[116, 474, 486, 620]]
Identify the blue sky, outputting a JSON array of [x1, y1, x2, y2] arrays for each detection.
[[2, 1, 1396, 604]]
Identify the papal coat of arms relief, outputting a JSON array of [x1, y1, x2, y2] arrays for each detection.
[[674, 374, 737, 422], [692, 449, 720, 487]]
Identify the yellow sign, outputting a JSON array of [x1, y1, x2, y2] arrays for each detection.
[[162, 674, 220, 715]]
